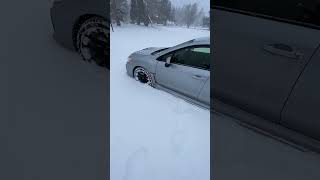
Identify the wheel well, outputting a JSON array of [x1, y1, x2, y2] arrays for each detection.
[[72, 14, 106, 50]]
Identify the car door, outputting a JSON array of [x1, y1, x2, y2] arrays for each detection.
[[212, 0, 320, 122], [155, 46, 210, 100], [196, 48, 210, 106], [282, 47, 320, 141], [198, 78, 210, 106]]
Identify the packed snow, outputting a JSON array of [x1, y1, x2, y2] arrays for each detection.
[[110, 24, 210, 180]]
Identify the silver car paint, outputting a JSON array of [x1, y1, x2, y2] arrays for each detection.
[[126, 37, 210, 109], [156, 61, 209, 100]]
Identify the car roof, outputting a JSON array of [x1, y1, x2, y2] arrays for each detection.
[[175, 37, 209, 47]]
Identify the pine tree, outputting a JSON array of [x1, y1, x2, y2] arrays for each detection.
[[169, 6, 175, 23], [194, 8, 205, 26], [145, 0, 158, 23], [111, 0, 129, 26], [184, 3, 198, 28], [130, 0, 138, 24], [173, 7, 184, 26], [202, 16, 210, 28], [158, 0, 171, 25], [136, 0, 149, 26], [130, 0, 176, 26]]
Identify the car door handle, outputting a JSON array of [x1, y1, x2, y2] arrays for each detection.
[[263, 43, 303, 59], [192, 75, 205, 80]]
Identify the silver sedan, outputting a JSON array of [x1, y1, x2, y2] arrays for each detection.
[[126, 37, 210, 109]]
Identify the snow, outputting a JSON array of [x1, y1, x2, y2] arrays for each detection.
[[110, 24, 210, 180]]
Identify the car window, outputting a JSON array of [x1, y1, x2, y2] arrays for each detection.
[[171, 48, 189, 64], [213, 0, 320, 27], [190, 47, 210, 69], [171, 46, 210, 70]]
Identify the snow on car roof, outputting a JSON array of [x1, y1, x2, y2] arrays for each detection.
[[193, 37, 210, 44], [174, 37, 210, 48]]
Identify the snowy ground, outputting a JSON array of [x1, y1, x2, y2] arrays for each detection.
[[110, 24, 210, 180]]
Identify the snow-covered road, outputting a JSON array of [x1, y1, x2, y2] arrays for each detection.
[[110, 24, 210, 180]]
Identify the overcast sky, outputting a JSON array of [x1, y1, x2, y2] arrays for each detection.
[[170, 0, 210, 15]]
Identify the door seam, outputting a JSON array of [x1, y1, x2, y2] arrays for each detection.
[[280, 43, 320, 122], [197, 77, 209, 99]]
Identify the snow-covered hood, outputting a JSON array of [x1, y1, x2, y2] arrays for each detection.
[[133, 47, 168, 56]]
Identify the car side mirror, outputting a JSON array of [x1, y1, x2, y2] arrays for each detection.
[[165, 56, 171, 67]]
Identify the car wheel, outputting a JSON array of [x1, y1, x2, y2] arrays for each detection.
[[133, 67, 154, 86], [76, 17, 109, 68]]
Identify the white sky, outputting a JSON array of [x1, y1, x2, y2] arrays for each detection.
[[170, 0, 210, 15]]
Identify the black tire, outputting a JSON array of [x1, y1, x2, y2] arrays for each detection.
[[76, 17, 109, 69], [133, 67, 154, 87]]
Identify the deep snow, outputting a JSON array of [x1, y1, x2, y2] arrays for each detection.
[[110, 24, 210, 180]]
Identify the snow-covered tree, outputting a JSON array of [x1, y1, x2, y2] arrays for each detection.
[[158, 0, 172, 25], [111, 0, 129, 26], [202, 15, 210, 28], [130, 0, 138, 24], [130, 0, 149, 26], [194, 8, 205, 26], [184, 3, 198, 28]]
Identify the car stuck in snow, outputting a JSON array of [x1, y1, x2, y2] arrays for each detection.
[[126, 37, 210, 109]]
